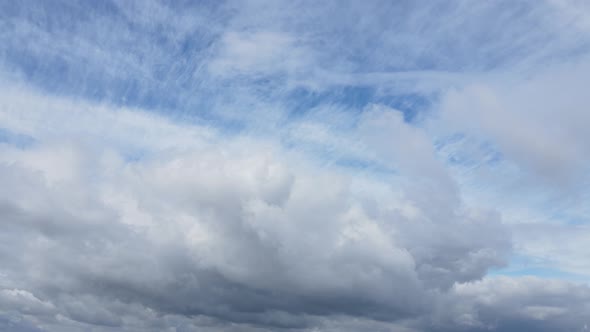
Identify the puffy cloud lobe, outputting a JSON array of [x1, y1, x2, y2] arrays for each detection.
[[0, 88, 514, 330], [0, 142, 508, 329], [2, 81, 588, 331]]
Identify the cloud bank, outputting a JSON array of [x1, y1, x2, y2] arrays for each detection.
[[1, 0, 589, 331]]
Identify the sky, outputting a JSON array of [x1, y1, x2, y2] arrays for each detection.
[[0, 0, 589, 331]]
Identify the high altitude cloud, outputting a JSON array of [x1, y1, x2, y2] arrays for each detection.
[[1, 0, 590, 331]]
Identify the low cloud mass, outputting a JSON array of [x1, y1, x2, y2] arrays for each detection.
[[1, 1, 589, 331]]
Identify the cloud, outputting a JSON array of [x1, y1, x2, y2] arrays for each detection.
[[0, 86, 515, 331], [3, 93, 585, 331], [439, 58, 590, 188], [432, 276, 590, 332], [1, 1, 590, 331], [435, 56, 590, 282], [209, 31, 313, 78]]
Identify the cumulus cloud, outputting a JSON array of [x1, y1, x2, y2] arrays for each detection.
[[0, 87, 516, 330], [1, 1, 590, 331]]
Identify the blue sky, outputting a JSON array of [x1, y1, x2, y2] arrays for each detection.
[[1, 1, 590, 331]]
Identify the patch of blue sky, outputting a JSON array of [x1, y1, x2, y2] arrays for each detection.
[[0, 0, 224, 114], [436, 136, 480, 166], [3, 1, 466, 137], [0, 128, 35, 149], [285, 85, 430, 123], [376, 92, 432, 122], [544, 210, 590, 227], [119, 147, 149, 163], [331, 156, 398, 177], [5, 44, 208, 111], [490, 261, 588, 283], [280, 133, 396, 176], [284, 86, 374, 118], [436, 134, 505, 170]]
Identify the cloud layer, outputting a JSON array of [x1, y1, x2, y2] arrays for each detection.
[[1, 0, 589, 331]]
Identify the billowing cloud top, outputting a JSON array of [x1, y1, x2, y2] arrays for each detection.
[[0, 1, 589, 331]]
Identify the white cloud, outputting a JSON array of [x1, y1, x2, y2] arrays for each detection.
[[209, 31, 313, 78], [439, 58, 590, 188], [0, 85, 512, 331], [2, 1, 590, 331]]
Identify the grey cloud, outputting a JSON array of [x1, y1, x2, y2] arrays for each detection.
[[0, 84, 578, 332], [1, 1, 589, 331], [0, 313, 44, 332], [436, 57, 590, 282], [428, 276, 590, 332], [0, 94, 586, 332], [0, 136, 510, 330], [439, 59, 590, 189]]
